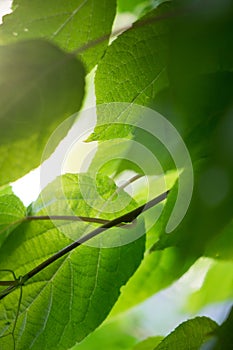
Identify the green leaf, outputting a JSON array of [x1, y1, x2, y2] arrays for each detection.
[[109, 247, 195, 316], [30, 173, 146, 247], [91, 1, 233, 175], [154, 317, 218, 350], [0, 173, 145, 350], [89, 2, 192, 180], [187, 260, 233, 312], [0, 39, 85, 186], [92, 2, 171, 141], [132, 336, 163, 350], [0, 0, 117, 71], [148, 50, 233, 257], [0, 190, 26, 247]]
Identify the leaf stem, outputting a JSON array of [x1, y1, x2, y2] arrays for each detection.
[[116, 174, 143, 192]]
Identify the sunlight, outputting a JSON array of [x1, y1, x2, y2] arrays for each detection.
[[0, 0, 12, 24]]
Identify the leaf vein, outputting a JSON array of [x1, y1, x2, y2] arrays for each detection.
[[51, 0, 88, 39]]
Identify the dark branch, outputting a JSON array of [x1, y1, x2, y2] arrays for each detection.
[[0, 191, 168, 300], [26, 215, 110, 225], [74, 7, 189, 56], [25, 191, 168, 281], [0, 215, 113, 239]]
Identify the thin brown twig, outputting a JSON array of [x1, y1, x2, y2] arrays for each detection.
[[0, 190, 169, 301], [25, 215, 109, 224]]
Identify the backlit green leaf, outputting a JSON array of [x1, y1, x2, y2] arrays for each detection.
[[0, 39, 85, 186], [71, 317, 139, 350], [91, 2, 171, 143], [0, 173, 145, 350], [155, 317, 218, 350], [110, 247, 195, 316], [0, 0, 117, 71], [187, 260, 233, 312]]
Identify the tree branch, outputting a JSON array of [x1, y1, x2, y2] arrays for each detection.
[[0, 191, 168, 300], [26, 215, 110, 225], [74, 7, 189, 56]]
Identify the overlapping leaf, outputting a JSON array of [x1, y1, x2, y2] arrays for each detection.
[[95, 3, 170, 106], [138, 317, 218, 350], [187, 260, 233, 312], [0, 0, 117, 71], [71, 317, 139, 350], [91, 2, 171, 142], [143, 2, 233, 265], [110, 247, 195, 316], [0, 39, 85, 186], [0, 174, 145, 350]]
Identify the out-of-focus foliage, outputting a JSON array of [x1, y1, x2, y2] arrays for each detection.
[[132, 336, 163, 350], [187, 260, 233, 312], [72, 317, 140, 350], [0, 40, 85, 185]]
